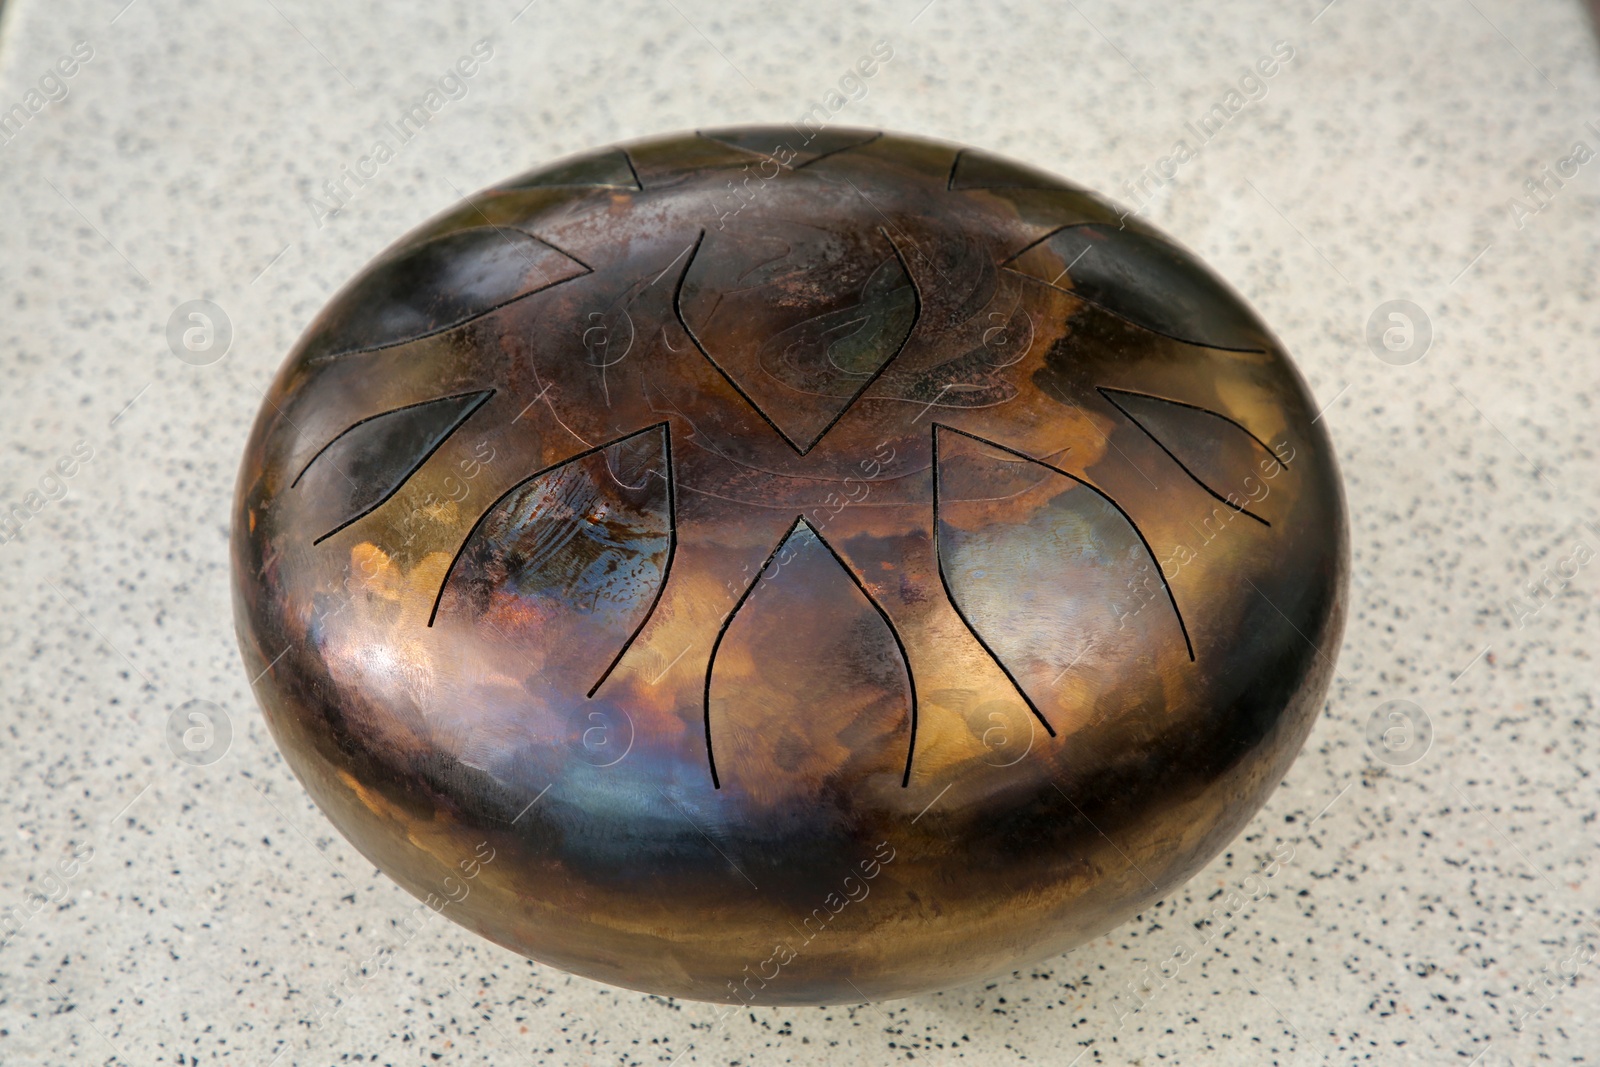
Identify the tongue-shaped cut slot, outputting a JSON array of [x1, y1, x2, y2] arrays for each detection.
[[429, 425, 674, 697], [705, 518, 914, 796], [933, 424, 1193, 739], [677, 224, 919, 454]]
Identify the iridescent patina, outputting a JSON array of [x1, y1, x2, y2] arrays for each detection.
[[232, 128, 1347, 1005]]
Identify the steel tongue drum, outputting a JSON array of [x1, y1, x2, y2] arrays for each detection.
[[232, 127, 1347, 1005]]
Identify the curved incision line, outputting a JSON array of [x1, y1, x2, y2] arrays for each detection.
[[674, 230, 802, 454], [305, 236, 594, 366], [702, 519, 798, 790], [998, 225, 1073, 269], [944, 149, 965, 191], [469, 222, 594, 289], [791, 132, 883, 170], [587, 426, 676, 697], [998, 227, 1268, 355], [695, 130, 882, 172], [643, 380, 934, 494], [674, 227, 922, 457], [930, 427, 1057, 738], [933, 423, 1195, 678], [301, 390, 496, 546], [425, 422, 670, 629], [1099, 385, 1289, 465], [292, 390, 492, 489], [700, 515, 917, 790], [800, 226, 921, 449], [1097, 387, 1273, 527], [806, 523, 918, 788]]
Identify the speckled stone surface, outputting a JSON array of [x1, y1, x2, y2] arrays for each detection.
[[0, 1, 1596, 1064]]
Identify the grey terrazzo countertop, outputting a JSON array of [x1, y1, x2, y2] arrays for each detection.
[[1, 0, 1597, 1063]]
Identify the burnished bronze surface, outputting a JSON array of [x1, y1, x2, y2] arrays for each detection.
[[232, 127, 1347, 1005]]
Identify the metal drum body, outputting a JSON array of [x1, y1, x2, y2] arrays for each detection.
[[232, 128, 1346, 1004]]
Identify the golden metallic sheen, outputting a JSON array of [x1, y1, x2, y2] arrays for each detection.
[[232, 127, 1347, 1005]]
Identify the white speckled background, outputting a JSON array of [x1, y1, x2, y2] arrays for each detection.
[[1, 0, 1596, 1063]]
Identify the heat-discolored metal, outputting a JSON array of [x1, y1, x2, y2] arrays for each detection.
[[232, 128, 1347, 1005]]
